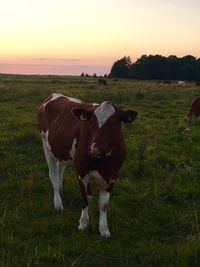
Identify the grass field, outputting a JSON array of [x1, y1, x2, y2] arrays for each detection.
[[1, 74, 200, 267]]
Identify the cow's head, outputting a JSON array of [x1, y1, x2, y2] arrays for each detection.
[[72, 102, 137, 158]]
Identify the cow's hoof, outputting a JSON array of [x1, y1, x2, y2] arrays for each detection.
[[55, 207, 64, 214], [99, 229, 111, 238], [78, 224, 88, 231], [79, 228, 87, 234]]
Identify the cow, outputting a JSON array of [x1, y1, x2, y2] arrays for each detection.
[[163, 80, 171, 84], [178, 80, 186, 85], [38, 93, 137, 237], [188, 96, 200, 121], [98, 78, 107, 86], [195, 81, 200, 87]]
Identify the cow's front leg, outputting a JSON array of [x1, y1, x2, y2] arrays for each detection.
[[78, 175, 91, 231], [99, 190, 111, 238]]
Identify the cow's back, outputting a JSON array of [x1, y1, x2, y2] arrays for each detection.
[[38, 95, 77, 131], [38, 94, 93, 161]]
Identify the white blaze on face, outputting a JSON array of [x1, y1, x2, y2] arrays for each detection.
[[94, 102, 115, 128]]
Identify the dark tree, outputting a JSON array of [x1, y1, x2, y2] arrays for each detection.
[[110, 54, 200, 81], [178, 55, 198, 80], [110, 56, 132, 78], [165, 55, 179, 80], [131, 55, 166, 80]]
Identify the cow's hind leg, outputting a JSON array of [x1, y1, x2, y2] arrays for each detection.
[[42, 137, 64, 212], [57, 161, 66, 192], [78, 175, 91, 231]]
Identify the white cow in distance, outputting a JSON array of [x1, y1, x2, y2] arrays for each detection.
[[178, 81, 186, 85]]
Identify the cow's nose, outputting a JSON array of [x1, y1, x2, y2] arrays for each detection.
[[90, 142, 101, 156]]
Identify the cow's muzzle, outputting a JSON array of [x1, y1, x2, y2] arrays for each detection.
[[89, 142, 102, 157], [89, 143, 112, 158]]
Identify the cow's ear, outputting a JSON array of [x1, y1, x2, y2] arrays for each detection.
[[72, 108, 94, 121], [120, 110, 137, 123]]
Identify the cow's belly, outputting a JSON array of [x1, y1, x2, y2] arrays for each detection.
[[42, 130, 76, 164]]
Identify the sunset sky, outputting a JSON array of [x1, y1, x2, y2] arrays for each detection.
[[0, 0, 200, 75]]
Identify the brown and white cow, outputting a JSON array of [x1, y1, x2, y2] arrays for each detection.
[[38, 93, 137, 237], [196, 81, 200, 87], [188, 96, 200, 121], [98, 78, 107, 86]]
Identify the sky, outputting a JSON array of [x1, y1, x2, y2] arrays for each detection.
[[0, 0, 200, 75]]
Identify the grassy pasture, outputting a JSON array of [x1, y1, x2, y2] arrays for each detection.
[[1, 74, 200, 266]]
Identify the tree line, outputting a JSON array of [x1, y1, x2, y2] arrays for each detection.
[[109, 55, 200, 81]]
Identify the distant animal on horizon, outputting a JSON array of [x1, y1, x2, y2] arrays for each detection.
[[178, 81, 186, 85], [98, 78, 107, 86], [188, 96, 200, 121], [163, 80, 171, 84], [195, 81, 200, 87], [38, 93, 137, 237]]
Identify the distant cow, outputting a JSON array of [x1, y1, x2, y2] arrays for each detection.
[[188, 96, 200, 121], [163, 80, 171, 84], [98, 78, 107, 86], [38, 93, 137, 237], [178, 81, 186, 85], [195, 81, 200, 87]]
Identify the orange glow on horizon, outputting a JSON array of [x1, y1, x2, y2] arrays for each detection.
[[1, 0, 200, 75]]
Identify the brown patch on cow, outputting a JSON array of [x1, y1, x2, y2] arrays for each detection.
[[188, 97, 200, 121], [195, 81, 200, 87]]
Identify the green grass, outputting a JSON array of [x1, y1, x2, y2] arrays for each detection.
[[1, 74, 200, 266]]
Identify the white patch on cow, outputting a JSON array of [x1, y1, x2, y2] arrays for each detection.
[[178, 81, 186, 85], [41, 130, 51, 150], [43, 93, 82, 107], [62, 159, 73, 166], [69, 138, 77, 160], [89, 170, 107, 189], [43, 93, 63, 107], [66, 96, 82, 103], [81, 175, 90, 189], [78, 207, 89, 230], [106, 149, 113, 157], [94, 102, 115, 128], [99, 191, 110, 238]]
